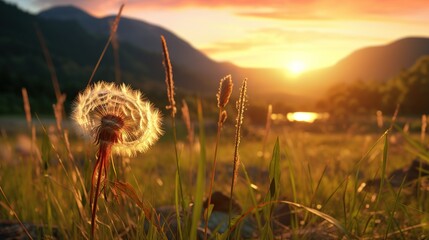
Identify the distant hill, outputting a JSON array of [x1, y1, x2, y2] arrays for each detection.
[[294, 37, 429, 97], [39, 6, 221, 75], [0, 1, 170, 114], [37, 6, 303, 101]]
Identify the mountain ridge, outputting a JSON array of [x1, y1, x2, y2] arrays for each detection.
[[295, 37, 429, 96]]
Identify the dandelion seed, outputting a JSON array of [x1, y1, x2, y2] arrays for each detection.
[[73, 81, 162, 157], [72, 81, 162, 237]]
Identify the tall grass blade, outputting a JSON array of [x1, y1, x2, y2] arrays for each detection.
[[262, 138, 281, 239], [261, 104, 272, 158], [228, 200, 353, 239], [240, 162, 263, 232], [34, 24, 61, 101], [0, 186, 34, 240], [191, 98, 207, 240]]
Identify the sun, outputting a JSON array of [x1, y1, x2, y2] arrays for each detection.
[[286, 60, 307, 77]]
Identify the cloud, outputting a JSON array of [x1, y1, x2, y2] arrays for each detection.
[[32, 0, 429, 18], [202, 27, 388, 56], [236, 11, 333, 21]]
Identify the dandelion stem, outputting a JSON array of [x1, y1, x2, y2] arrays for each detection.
[[91, 143, 111, 239]]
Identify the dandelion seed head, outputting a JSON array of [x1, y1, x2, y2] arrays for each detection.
[[73, 81, 162, 156]]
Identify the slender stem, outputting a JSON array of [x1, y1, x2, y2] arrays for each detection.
[[0, 186, 33, 240], [204, 109, 223, 239], [171, 116, 186, 239], [90, 158, 102, 208], [91, 159, 104, 239], [91, 144, 111, 239], [171, 117, 185, 208]]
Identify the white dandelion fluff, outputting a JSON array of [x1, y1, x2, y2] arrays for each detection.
[[72, 81, 162, 156]]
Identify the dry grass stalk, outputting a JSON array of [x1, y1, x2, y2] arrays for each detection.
[[34, 24, 61, 102], [87, 4, 124, 86], [110, 20, 121, 84], [262, 104, 273, 158], [217, 75, 233, 108], [376, 110, 383, 129], [181, 99, 195, 187], [204, 75, 234, 239], [421, 114, 427, 144], [0, 186, 34, 240], [161, 35, 176, 117], [229, 78, 247, 226], [220, 110, 227, 124], [388, 104, 400, 130], [31, 126, 42, 165], [231, 78, 247, 187], [53, 93, 66, 131], [181, 99, 194, 145], [21, 88, 32, 128], [403, 122, 410, 134]]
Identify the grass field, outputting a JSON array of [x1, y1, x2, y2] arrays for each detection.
[[1, 112, 428, 239]]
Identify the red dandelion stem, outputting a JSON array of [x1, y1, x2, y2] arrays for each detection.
[[91, 142, 112, 239]]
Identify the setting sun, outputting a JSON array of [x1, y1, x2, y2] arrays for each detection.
[[286, 60, 307, 76]]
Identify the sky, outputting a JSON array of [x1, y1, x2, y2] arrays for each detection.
[[8, 0, 429, 75]]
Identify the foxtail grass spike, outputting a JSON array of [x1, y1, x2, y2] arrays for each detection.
[[229, 78, 247, 228], [232, 78, 247, 187], [220, 110, 227, 124], [161, 35, 177, 117], [205, 75, 234, 239], [217, 75, 233, 109]]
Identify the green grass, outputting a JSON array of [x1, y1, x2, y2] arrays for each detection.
[[1, 116, 428, 239]]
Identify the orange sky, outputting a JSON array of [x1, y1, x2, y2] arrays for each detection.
[[9, 0, 429, 74]]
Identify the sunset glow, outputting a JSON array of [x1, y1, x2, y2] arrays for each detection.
[[286, 112, 330, 123], [10, 0, 429, 71], [286, 60, 307, 76]]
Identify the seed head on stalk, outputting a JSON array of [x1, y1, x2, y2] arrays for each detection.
[[72, 81, 162, 238]]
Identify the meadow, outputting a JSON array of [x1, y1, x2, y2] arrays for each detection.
[[0, 108, 428, 239], [1, 8, 429, 239]]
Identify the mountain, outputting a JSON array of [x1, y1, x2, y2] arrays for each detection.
[[37, 6, 299, 100], [39, 6, 220, 75], [0, 1, 174, 114], [295, 37, 429, 96]]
